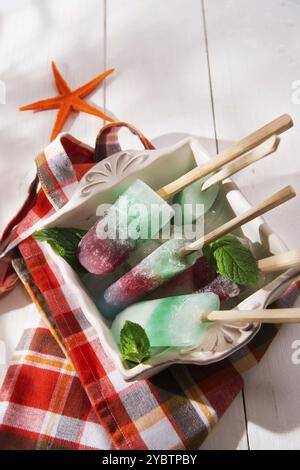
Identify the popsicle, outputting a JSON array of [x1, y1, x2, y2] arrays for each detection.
[[96, 238, 198, 317], [147, 256, 239, 300], [97, 186, 295, 318], [197, 275, 240, 300], [79, 115, 292, 275], [173, 176, 220, 225], [113, 299, 300, 353], [111, 292, 220, 348], [173, 135, 280, 225], [157, 114, 292, 199], [78, 179, 174, 274]]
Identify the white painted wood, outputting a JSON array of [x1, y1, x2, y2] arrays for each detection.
[[106, 0, 248, 449], [203, 0, 300, 249], [0, 0, 106, 232], [2, 0, 300, 450], [244, 318, 300, 450], [0, 0, 105, 378], [200, 392, 248, 450], [0, 287, 40, 385], [105, 0, 217, 154], [204, 0, 300, 449]]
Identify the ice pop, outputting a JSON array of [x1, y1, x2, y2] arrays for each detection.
[[97, 186, 295, 318], [172, 176, 219, 225], [111, 292, 220, 348], [197, 275, 240, 300], [172, 136, 280, 225], [157, 114, 292, 199], [96, 238, 198, 317], [147, 256, 239, 300], [80, 117, 291, 275], [78, 179, 174, 274]]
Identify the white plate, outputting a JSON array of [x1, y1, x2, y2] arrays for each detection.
[[39, 137, 299, 381]]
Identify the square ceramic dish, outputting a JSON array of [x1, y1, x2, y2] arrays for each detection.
[[37, 137, 300, 381]]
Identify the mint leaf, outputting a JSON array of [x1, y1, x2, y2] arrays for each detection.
[[33, 227, 87, 273], [203, 234, 259, 286], [210, 234, 242, 249], [203, 234, 241, 263], [120, 320, 150, 365]]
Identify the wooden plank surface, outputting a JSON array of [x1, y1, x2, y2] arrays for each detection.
[[1, 0, 300, 450], [200, 391, 248, 450], [105, 0, 216, 153], [0, 0, 106, 387], [0, 0, 106, 229], [204, 0, 300, 449], [106, 0, 248, 449]]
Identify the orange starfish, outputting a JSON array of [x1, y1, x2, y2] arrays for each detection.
[[20, 61, 114, 141]]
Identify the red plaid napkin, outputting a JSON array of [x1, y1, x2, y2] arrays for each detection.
[[0, 123, 299, 450]]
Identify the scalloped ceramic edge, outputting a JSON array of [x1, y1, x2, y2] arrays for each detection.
[[38, 135, 299, 381]]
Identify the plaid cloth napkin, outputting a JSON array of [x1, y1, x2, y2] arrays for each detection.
[[0, 123, 299, 450]]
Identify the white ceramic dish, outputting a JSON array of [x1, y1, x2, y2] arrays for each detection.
[[38, 137, 299, 381]]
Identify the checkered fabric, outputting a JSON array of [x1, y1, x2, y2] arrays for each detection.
[[95, 121, 155, 161], [0, 124, 299, 450], [0, 297, 112, 450], [0, 135, 94, 259]]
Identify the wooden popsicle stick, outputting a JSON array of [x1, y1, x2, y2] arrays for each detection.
[[180, 185, 296, 255], [258, 249, 300, 273], [157, 114, 293, 199], [201, 135, 280, 191], [202, 308, 300, 324]]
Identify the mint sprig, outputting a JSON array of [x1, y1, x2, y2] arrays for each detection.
[[120, 320, 150, 365], [203, 234, 259, 286], [33, 227, 87, 273]]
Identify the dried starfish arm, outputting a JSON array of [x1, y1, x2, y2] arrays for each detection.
[[20, 96, 62, 111], [19, 61, 115, 140], [51, 103, 72, 140], [71, 96, 113, 121], [51, 61, 72, 95], [76, 69, 114, 99]]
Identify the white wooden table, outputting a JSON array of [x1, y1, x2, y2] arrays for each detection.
[[1, 0, 300, 450]]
